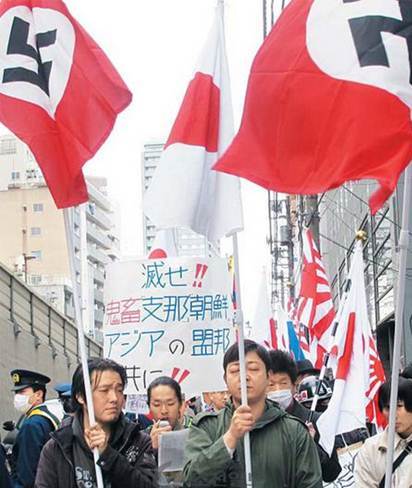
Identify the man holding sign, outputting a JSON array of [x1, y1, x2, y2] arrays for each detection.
[[183, 340, 322, 488]]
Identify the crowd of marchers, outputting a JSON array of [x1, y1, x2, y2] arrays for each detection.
[[1, 340, 412, 488]]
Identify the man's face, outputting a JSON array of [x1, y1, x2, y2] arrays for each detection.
[[209, 391, 229, 411], [88, 370, 124, 426], [267, 372, 295, 394], [225, 351, 268, 405], [394, 402, 412, 438], [16, 386, 42, 406], [149, 385, 183, 429]]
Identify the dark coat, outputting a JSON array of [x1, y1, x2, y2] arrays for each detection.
[[183, 399, 322, 488], [11, 407, 57, 488], [0, 445, 12, 488], [286, 399, 342, 483], [34, 414, 157, 488]]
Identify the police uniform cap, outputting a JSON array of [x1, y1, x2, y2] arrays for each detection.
[[10, 369, 51, 392], [54, 382, 71, 398]]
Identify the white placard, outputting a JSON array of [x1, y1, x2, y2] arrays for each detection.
[[104, 257, 234, 397]]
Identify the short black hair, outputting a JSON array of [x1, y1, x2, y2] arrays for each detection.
[[223, 340, 270, 373], [71, 358, 127, 412], [147, 376, 183, 405], [268, 350, 298, 384], [32, 385, 46, 402], [401, 363, 412, 380], [378, 377, 412, 413]]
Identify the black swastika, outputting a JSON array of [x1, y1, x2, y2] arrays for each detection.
[[3, 16, 57, 95], [344, 0, 412, 85]]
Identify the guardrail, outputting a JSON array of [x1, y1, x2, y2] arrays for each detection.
[[0, 263, 102, 360]]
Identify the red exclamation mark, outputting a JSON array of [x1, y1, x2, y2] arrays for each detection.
[[192, 263, 202, 287], [197, 264, 208, 288]]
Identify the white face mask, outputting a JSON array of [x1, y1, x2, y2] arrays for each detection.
[[267, 389, 293, 410], [13, 393, 31, 414]]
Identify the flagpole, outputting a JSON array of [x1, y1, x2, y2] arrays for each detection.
[[232, 232, 253, 488], [384, 164, 412, 488], [63, 208, 104, 488]]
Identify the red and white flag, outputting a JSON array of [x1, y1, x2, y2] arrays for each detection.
[[0, 0, 132, 208], [144, 3, 243, 243], [294, 229, 335, 365], [250, 269, 273, 348], [317, 241, 385, 454], [214, 0, 412, 213], [148, 229, 178, 259]]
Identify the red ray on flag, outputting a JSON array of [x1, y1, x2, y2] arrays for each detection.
[[0, 0, 132, 208], [295, 229, 335, 363], [214, 0, 412, 213]]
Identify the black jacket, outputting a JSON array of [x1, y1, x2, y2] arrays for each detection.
[[34, 414, 157, 488], [287, 399, 342, 483], [0, 445, 12, 488]]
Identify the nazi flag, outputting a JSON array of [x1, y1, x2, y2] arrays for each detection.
[[214, 0, 412, 214], [0, 0, 132, 208]]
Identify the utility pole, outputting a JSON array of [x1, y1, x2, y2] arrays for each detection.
[[305, 195, 320, 251]]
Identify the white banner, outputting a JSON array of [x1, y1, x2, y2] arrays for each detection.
[[323, 443, 362, 488], [103, 257, 234, 397]]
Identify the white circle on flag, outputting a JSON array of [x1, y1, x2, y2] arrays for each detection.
[[0, 6, 74, 119], [306, 0, 412, 110]]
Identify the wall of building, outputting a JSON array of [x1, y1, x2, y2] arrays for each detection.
[[0, 263, 102, 427]]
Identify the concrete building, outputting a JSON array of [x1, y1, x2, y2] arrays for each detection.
[[0, 261, 102, 424], [318, 179, 409, 371], [0, 134, 120, 342], [142, 142, 209, 257]]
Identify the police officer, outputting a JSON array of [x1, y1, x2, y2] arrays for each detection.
[[9, 369, 60, 488]]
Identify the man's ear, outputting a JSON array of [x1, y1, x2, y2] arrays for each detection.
[[76, 394, 86, 406]]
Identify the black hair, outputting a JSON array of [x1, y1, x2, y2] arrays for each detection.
[[71, 358, 127, 412], [378, 377, 412, 413], [147, 376, 183, 405], [401, 363, 412, 380], [223, 340, 270, 373], [268, 350, 298, 384], [32, 385, 47, 402]]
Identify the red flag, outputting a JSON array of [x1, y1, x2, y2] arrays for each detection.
[[0, 0, 132, 208], [214, 0, 412, 213]]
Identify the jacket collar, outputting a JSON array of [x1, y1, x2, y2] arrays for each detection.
[[378, 427, 412, 452], [52, 412, 139, 452]]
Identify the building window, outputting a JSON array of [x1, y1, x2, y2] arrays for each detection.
[[31, 227, 41, 236], [0, 138, 17, 155], [33, 203, 44, 212], [11, 171, 20, 180], [30, 275, 42, 285], [31, 250, 42, 260]]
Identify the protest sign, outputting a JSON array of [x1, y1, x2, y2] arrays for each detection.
[[323, 442, 362, 488], [104, 257, 234, 397]]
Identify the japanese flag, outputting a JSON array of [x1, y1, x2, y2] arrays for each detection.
[[144, 3, 243, 243]]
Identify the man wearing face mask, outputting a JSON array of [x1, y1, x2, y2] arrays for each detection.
[[267, 351, 341, 483], [9, 369, 60, 488]]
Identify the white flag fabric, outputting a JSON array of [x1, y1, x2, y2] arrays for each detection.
[[148, 229, 178, 259], [275, 307, 290, 352], [317, 241, 371, 455], [144, 3, 243, 243], [250, 269, 273, 347]]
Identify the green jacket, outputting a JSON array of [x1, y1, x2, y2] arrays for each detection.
[[183, 400, 322, 488]]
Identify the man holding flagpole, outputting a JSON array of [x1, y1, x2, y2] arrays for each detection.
[[183, 340, 322, 488]]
